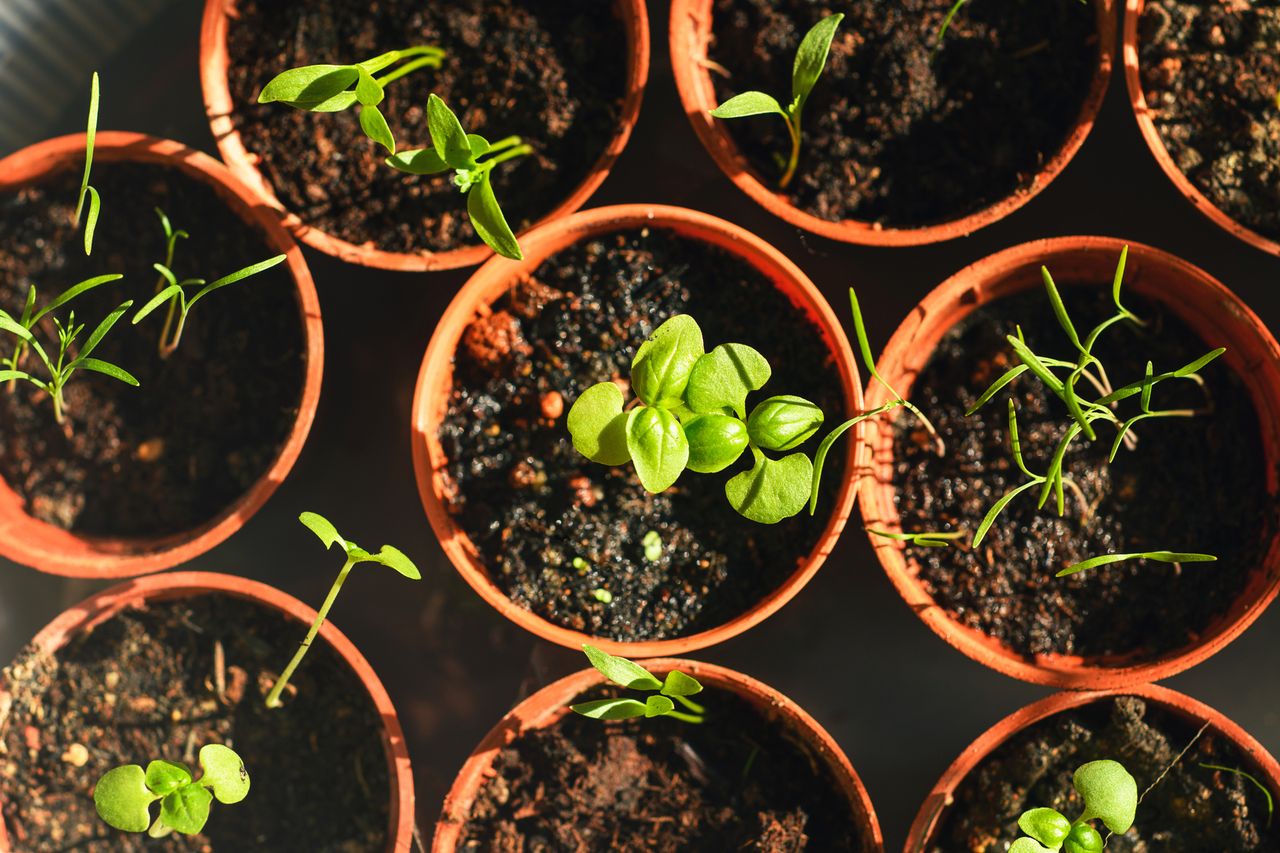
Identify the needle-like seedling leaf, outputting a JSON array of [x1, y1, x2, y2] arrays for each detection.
[[76, 73, 101, 256], [936, 0, 1086, 51], [1057, 551, 1217, 578], [1200, 764, 1275, 829], [94, 745, 248, 838], [572, 645, 705, 723]]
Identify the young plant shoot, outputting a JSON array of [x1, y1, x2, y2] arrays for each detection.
[[386, 94, 529, 260], [934, 0, 1086, 49], [710, 14, 843, 188], [571, 645, 705, 724], [1011, 760, 1137, 853], [566, 314, 827, 523], [77, 72, 102, 256], [264, 512, 421, 709], [94, 744, 249, 838], [258, 47, 447, 154], [966, 247, 1220, 575]]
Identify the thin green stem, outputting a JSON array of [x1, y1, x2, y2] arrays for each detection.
[[672, 694, 705, 715], [779, 113, 802, 189], [266, 557, 355, 708], [666, 709, 704, 724], [483, 144, 533, 168], [375, 54, 444, 87]]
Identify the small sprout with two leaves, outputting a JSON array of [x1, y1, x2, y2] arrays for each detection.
[[264, 512, 421, 709], [94, 744, 249, 838], [386, 94, 530, 260], [642, 530, 664, 562], [258, 48, 447, 154], [567, 314, 828, 524], [1011, 759, 1137, 853], [571, 645, 705, 724], [710, 14, 843, 189]]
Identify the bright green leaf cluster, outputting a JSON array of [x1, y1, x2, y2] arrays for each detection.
[[264, 512, 421, 709], [566, 314, 827, 523], [94, 744, 249, 838], [571, 645, 705, 724], [1011, 760, 1136, 853], [710, 14, 843, 189]]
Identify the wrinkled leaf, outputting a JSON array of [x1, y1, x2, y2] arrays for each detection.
[[1018, 808, 1071, 847], [683, 413, 748, 474], [1064, 823, 1105, 853], [1074, 759, 1138, 833], [198, 745, 250, 805], [631, 315, 704, 407], [144, 760, 192, 796], [686, 343, 771, 417], [567, 381, 631, 465], [725, 447, 812, 524], [626, 407, 689, 493]]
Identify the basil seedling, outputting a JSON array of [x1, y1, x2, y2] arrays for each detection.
[[1011, 760, 1136, 853], [571, 645, 705, 724], [710, 13, 843, 188], [264, 512, 421, 709], [94, 744, 249, 838]]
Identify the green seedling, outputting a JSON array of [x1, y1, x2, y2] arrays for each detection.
[[867, 528, 966, 548], [131, 209, 285, 357], [571, 645, 705, 723], [1011, 760, 1137, 853], [642, 530, 664, 561], [2, 274, 123, 392], [567, 314, 827, 523], [77, 72, 101, 256], [386, 94, 530, 260], [1200, 763, 1274, 829], [710, 13, 843, 189], [258, 47, 446, 154], [935, 0, 1086, 50], [94, 744, 249, 838], [265, 512, 421, 709]]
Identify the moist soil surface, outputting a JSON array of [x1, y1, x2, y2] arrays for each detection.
[[456, 686, 867, 851], [0, 593, 390, 851], [1138, 1, 1280, 242], [225, 0, 628, 255], [0, 161, 306, 538], [438, 227, 845, 643], [706, 0, 1098, 228], [929, 695, 1278, 851], [892, 287, 1272, 659]]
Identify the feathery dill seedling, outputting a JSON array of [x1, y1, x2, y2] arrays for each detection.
[[1, 274, 123, 393], [1011, 760, 1136, 853], [571, 645, 705, 723], [710, 14, 843, 189], [94, 745, 249, 838]]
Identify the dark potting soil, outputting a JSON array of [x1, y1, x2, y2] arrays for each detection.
[[0, 162, 306, 538], [438, 227, 845, 643], [1138, 1, 1280, 241], [456, 687, 868, 851], [706, 0, 1098, 228], [892, 286, 1272, 660], [0, 594, 390, 851], [225, 0, 627, 255], [929, 695, 1278, 851]]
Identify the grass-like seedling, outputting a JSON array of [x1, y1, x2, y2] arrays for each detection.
[[1, 274, 123, 391], [867, 528, 966, 548], [710, 13, 843, 189], [1010, 759, 1136, 853], [567, 314, 828, 523], [386, 94, 529, 260], [966, 247, 1220, 574], [131, 209, 286, 357], [77, 72, 101, 256], [1200, 763, 1274, 829], [571, 645, 705, 723], [258, 48, 446, 154], [94, 744, 249, 838], [934, 0, 1086, 50], [264, 512, 421, 709]]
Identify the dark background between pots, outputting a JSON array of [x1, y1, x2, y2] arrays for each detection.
[[1, 2, 1277, 849]]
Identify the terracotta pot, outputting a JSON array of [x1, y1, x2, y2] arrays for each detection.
[[905, 683, 1280, 851], [1122, 0, 1280, 257], [433, 658, 883, 851], [199, 0, 650, 271], [860, 236, 1280, 688], [0, 571, 414, 852], [411, 204, 863, 657], [669, 0, 1115, 246], [0, 132, 323, 579]]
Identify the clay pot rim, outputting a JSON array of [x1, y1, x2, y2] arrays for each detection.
[[668, 0, 1115, 246], [433, 658, 883, 851], [0, 131, 323, 579], [198, 0, 651, 272], [1122, 0, 1280, 258], [906, 682, 1280, 850], [410, 202, 864, 658], [0, 571, 413, 852], [859, 235, 1280, 689]]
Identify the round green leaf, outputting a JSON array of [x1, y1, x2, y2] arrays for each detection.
[[1073, 759, 1137, 833], [683, 413, 749, 473], [746, 395, 824, 451], [198, 744, 250, 805], [94, 765, 157, 833], [159, 784, 212, 835], [660, 670, 703, 697], [1018, 808, 1071, 847], [1064, 822, 1105, 853], [567, 382, 631, 465], [582, 644, 662, 690], [626, 407, 689, 493], [144, 760, 192, 796], [725, 448, 813, 524], [686, 343, 771, 417], [631, 315, 704, 407]]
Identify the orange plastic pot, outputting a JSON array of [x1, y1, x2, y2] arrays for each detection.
[[433, 658, 883, 851], [411, 204, 863, 657], [0, 132, 323, 579], [0, 571, 413, 852], [669, 0, 1114, 246], [1123, 0, 1280, 257], [860, 236, 1280, 688], [905, 683, 1280, 851], [200, 0, 650, 271]]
